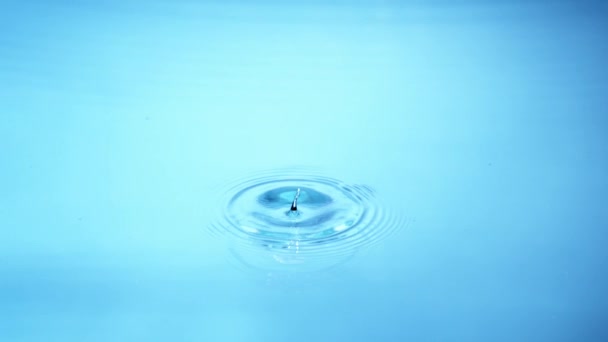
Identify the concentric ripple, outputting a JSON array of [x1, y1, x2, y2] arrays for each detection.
[[210, 169, 405, 271]]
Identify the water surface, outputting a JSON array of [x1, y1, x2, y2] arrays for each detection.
[[1, 1, 607, 341]]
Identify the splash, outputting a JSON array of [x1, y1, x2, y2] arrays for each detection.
[[210, 169, 405, 271]]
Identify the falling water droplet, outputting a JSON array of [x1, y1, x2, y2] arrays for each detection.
[[290, 188, 300, 211]]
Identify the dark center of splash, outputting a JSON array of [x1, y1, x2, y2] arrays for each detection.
[[257, 187, 332, 210]]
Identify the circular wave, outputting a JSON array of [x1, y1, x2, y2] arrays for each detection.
[[210, 169, 405, 271]]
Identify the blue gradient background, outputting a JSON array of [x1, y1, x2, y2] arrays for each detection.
[[1, 1, 607, 341]]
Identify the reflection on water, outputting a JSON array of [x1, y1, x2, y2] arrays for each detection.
[[210, 169, 406, 271]]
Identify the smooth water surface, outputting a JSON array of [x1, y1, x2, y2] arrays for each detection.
[[1, 1, 607, 341]]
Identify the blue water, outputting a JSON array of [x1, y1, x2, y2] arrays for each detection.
[[1, 1, 607, 341]]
